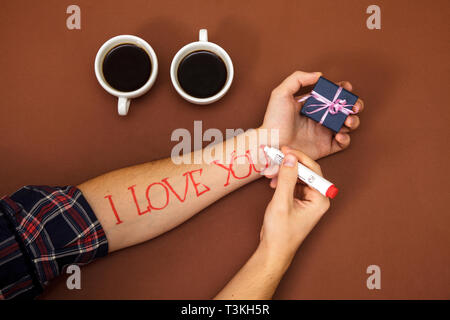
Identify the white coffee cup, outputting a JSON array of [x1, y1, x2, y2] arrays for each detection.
[[94, 35, 158, 116], [170, 29, 234, 105]]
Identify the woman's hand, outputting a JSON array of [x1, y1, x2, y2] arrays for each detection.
[[260, 71, 364, 161], [259, 146, 330, 263]]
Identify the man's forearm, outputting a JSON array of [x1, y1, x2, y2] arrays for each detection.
[[214, 243, 293, 300], [78, 129, 271, 252]]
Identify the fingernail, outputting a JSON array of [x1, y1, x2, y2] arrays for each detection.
[[283, 154, 296, 167]]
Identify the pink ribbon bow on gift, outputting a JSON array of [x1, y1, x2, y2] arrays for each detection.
[[298, 87, 355, 125]]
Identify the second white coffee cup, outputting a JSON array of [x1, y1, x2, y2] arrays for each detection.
[[170, 29, 234, 105]]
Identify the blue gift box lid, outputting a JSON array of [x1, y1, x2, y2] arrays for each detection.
[[300, 77, 358, 133]]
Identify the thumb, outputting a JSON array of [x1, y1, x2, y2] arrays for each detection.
[[275, 71, 322, 96], [273, 153, 298, 203]]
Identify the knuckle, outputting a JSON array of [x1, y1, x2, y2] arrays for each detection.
[[270, 88, 281, 97], [359, 98, 364, 106], [271, 87, 286, 97], [320, 198, 330, 212], [313, 162, 321, 172], [344, 81, 353, 89]]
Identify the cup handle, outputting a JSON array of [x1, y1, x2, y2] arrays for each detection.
[[199, 29, 208, 42], [118, 97, 130, 116]]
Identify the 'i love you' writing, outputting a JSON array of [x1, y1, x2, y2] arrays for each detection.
[[104, 149, 269, 224]]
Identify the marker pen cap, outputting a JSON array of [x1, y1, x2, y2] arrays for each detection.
[[325, 185, 339, 199]]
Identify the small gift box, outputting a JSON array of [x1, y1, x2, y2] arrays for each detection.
[[300, 77, 358, 133]]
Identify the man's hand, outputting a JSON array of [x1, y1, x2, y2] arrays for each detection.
[[259, 147, 330, 263], [215, 148, 330, 300], [260, 71, 365, 161]]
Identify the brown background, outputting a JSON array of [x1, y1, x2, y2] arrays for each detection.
[[0, 0, 448, 299]]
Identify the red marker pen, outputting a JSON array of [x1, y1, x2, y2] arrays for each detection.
[[264, 146, 339, 199]]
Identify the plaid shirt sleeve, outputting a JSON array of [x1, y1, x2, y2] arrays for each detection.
[[0, 185, 108, 299]]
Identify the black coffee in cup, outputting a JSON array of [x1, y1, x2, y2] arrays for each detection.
[[102, 44, 151, 92], [177, 50, 227, 98]]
